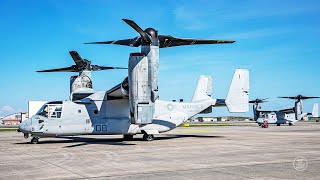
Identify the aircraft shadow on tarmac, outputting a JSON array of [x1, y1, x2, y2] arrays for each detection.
[[15, 134, 224, 148]]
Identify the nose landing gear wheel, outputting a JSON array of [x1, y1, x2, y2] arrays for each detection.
[[24, 133, 29, 139], [143, 134, 154, 141], [31, 137, 39, 144]]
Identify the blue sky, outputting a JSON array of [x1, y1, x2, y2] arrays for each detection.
[[1, 0, 320, 117]]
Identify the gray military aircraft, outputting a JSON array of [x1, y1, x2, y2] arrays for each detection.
[[37, 51, 127, 101], [19, 19, 249, 144], [250, 95, 319, 126]]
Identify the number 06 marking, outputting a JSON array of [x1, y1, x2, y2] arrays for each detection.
[[95, 125, 107, 132]]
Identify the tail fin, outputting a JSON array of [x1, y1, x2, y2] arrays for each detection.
[[312, 103, 318, 117], [225, 69, 249, 112], [192, 75, 212, 102]]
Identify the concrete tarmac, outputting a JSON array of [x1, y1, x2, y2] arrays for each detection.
[[0, 122, 319, 179]]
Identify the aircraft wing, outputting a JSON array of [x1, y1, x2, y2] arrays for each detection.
[[256, 110, 275, 113], [73, 101, 92, 105], [277, 108, 294, 114], [158, 35, 235, 48], [106, 83, 128, 100]]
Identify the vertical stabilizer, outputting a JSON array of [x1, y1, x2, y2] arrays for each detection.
[[312, 103, 318, 117], [225, 69, 249, 112], [192, 75, 212, 102], [295, 100, 303, 120]]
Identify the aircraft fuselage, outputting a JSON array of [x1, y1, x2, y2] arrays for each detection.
[[19, 98, 214, 137]]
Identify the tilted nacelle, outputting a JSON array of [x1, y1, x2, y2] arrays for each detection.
[[128, 53, 154, 124], [70, 70, 94, 101]]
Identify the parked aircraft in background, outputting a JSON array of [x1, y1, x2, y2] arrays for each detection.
[[250, 95, 319, 126]]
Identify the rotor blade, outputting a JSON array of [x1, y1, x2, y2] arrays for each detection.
[[158, 35, 235, 48], [122, 19, 151, 43], [278, 96, 296, 99], [69, 51, 86, 67], [85, 37, 141, 47], [36, 66, 75, 72], [91, 65, 128, 71], [249, 99, 268, 103], [279, 96, 320, 100], [301, 96, 320, 99]]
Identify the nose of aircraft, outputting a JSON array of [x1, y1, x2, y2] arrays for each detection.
[[18, 121, 26, 132], [18, 118, 31, 133]]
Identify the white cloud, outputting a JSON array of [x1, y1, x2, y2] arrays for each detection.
[[0, 105, 18, 116], [1, 105, 15, 112]]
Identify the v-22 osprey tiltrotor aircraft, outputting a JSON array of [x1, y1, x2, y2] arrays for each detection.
[[19, 19, 250, 144], [250, 95, 319, 126]]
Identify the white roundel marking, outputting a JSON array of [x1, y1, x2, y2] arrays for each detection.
[[167, 104, 174, 111]]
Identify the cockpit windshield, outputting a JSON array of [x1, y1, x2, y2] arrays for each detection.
[[36, 104, 48, 117], [36, 102, 63, 118]]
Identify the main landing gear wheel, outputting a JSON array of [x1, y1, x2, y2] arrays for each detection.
[[143, 134, 154, 141], [277, 124, 281, 126], [31, 137, 39, 144], [24, 133, 29, 139], [123, 134, 134, 141], [289, 123, 293, 126]]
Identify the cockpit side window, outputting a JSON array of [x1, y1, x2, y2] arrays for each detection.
[[48, 105, 63, 119], [36, 104, 62, 118]]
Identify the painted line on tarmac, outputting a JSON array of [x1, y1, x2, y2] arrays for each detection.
[[177, 129, 217, 133]]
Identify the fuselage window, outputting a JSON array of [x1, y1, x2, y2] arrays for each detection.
[[48, 105, 63, 119]]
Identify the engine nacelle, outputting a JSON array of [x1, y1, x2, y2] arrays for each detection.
[[70, 70, 92, 94], [70, 70, 93, 101], [128, 53, 154, 124]]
